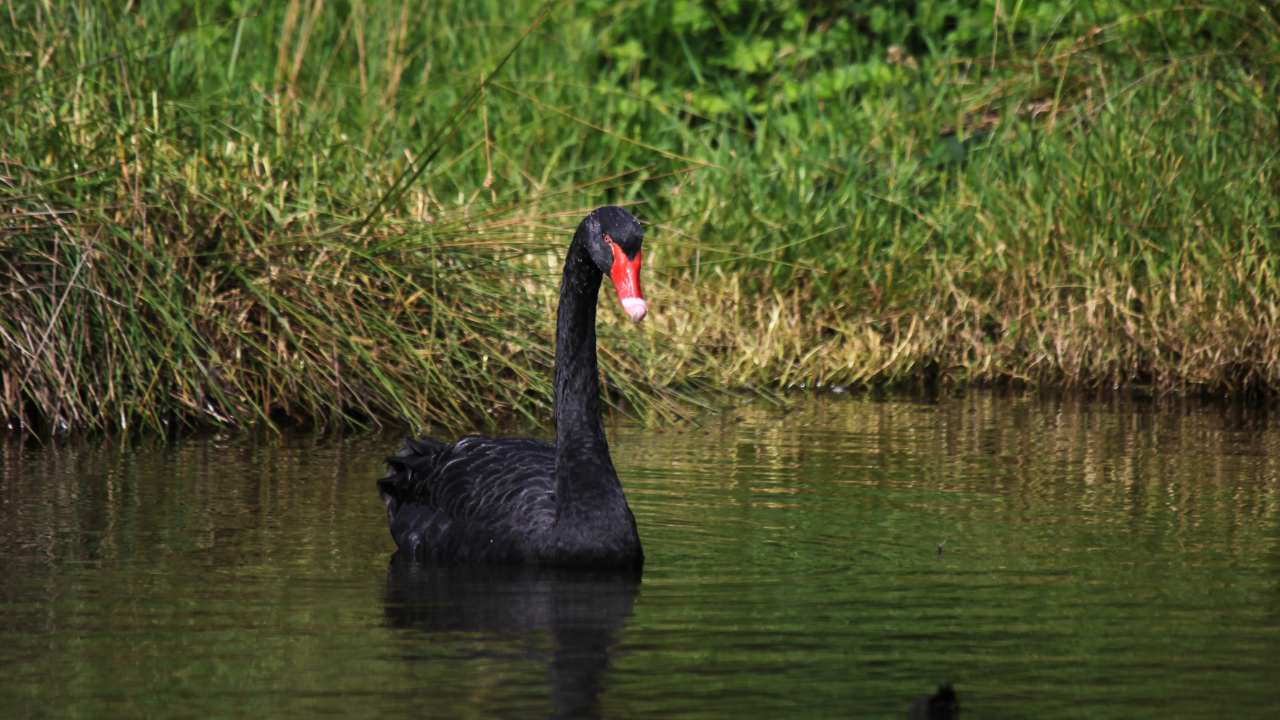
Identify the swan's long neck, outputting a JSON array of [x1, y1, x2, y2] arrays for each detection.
[[553, 238, 619, 511]]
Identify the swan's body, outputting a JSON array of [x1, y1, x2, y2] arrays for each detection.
[[378, 207, 646, 569]]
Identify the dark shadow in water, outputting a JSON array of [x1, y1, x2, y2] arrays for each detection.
[[383, 558, 641, 719]]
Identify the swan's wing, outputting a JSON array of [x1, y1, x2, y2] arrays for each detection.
[[378, 436, 557, 562]]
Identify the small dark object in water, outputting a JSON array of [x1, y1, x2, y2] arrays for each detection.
[[909, 682, 960, 719], [377, 207, 648, 569]]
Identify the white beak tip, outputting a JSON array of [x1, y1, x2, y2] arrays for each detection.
[[621, 297, 648, 322]]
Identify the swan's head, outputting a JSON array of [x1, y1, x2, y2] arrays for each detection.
[[582, 206, 647, 322]]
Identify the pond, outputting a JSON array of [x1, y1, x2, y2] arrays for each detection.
[[2, 393, 1279, 718]]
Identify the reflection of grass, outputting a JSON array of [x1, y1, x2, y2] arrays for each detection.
[[2, 2, 1278, 435]]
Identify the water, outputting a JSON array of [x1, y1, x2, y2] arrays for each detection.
[[3, 393, 1279, 718]]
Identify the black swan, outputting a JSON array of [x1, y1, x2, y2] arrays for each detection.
[[377, 206, 647, 568]]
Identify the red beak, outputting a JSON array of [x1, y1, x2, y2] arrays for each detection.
[[609, 242, 647, 322]]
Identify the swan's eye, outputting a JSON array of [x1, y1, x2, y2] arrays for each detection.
[[602, 234, 613, 246]]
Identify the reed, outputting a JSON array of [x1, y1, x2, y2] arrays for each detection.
[[2, 1, 1277, 436]]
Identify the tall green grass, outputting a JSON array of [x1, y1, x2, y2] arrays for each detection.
[[2, 1, 1278, 436]]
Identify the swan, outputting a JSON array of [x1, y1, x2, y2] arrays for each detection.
[[377, 206, 647, 568]]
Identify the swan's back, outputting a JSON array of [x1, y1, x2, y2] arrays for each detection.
[[378, 436, 558, 564]]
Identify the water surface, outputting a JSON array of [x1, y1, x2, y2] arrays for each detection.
[[3, 394, 1279, 718]]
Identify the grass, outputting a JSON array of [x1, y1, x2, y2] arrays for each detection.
[[2, 1, 1278, 436]]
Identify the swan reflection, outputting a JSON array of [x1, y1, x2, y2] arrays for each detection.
[[383, 560, 641, 718]]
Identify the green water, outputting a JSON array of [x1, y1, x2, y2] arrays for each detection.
[[3, 394, 1279, 718]]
